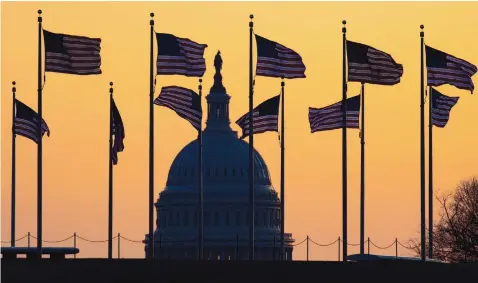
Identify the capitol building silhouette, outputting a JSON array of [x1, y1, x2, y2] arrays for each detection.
[[144, 52, 294, 260]]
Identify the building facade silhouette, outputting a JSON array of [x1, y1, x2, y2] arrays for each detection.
[[144, 52, 294, 260]]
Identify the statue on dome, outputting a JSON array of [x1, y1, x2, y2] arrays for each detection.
[[214, 50, 222, 74], [210, 50, 226, 94]]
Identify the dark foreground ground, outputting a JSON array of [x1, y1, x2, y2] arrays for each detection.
[[2, 259, 478, 283]]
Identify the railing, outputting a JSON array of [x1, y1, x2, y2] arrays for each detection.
[[1, 233, 416, 261]]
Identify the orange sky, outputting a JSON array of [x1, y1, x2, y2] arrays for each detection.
[[2, 1, 477, 260]]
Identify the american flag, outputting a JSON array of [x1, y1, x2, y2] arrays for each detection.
[[426, 45, 477, 93], [14, 99, 50, 144], [430, 88, 459, 128], [111, 98, 125, 165], [154, 86, 202, 130], [347, 41, 403, 85], [43, 30, 101, 75], [255, 34, 306, 79], [236, 95, 280, 139], [156, 33, 208, 77], [309, 95, 361, 133]]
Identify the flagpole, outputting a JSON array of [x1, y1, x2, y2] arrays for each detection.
[[248, 14, 255, 261], [11, 81, 17, 248], [280, 78, 285, 260], [341, 20, 348, 262], [148, 12, 155, 260], [428, 86, 433, 259], [360, 82, 365, 255], [37, 9, 43, 258], [420, 24, 426, 262], [108, 82, 114, 259], [198, 78, 204, 260]]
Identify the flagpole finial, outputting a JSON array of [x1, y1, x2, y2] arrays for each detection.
[[342, 20, 346, 33], [281, 76, 285, 86], [109, 82, 113, 94], [12, 81, 16, 93], [150, 12, 154, 18], [199, 78, 203, 91], [420, 25, 424, 37], [38, 9, 42, 15], [250, 14, 254, 28], [150, 13, 154, 26], [38, 10, 42, 22]]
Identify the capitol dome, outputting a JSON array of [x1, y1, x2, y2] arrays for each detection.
[[165, 132, 272, 189], [145, 51, 294, 260]]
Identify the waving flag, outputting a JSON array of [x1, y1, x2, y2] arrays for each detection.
[[347, 41, 403, 85], [43, 30, 101, 75], [156, 33, 208, 77], [236, 95, 280, 139], [426, 45, 477, 93], [14, 100, 50, 143], [430, 88, 459, 128], [255, 35, 306, 79], [309, 95, 360, 133], [154, 86, 202, 130], [111, 99, 125, 165]]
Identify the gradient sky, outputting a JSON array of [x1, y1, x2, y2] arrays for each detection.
[[2, 1, 477, 260]]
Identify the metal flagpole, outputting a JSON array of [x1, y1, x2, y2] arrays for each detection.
[[428, 85, 433, 259], [12, 81, 17, 247], [148, 12, 155, 260], [420, 25, 426, 262], [280, 78, 285, 260], [248, 14, 255, 261], [37, 9, 43, 258], [341, 20, 348, 262], [198, 78, 204, 260], [108, 82, 114, 259], [360, 82, 365, 255]]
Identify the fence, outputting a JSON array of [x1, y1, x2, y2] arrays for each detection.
[[1, 233, 416, 261]]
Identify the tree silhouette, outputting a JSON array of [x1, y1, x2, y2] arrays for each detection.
[[409, 177, 478, 262]]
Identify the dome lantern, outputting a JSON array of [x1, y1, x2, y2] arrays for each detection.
[[204, 51, 233, 133]]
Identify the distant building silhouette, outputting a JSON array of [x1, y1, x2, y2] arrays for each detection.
[[144, 52, 294, 260]]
